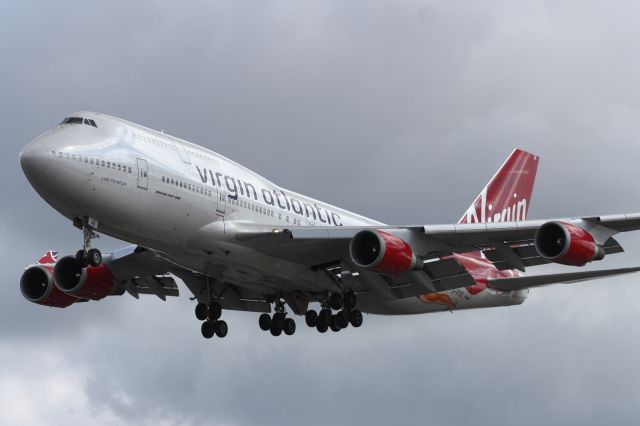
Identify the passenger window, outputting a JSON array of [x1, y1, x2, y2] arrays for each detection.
[[143, 171, 148, 178], [107, 162, 111, 168], [118, 165, 121, 171], [128, 167, 132, 173], [84, 157, 88, 163], [162, 176, 165, 183], [101, 160, 105, 166], [90, 158, 94, 164]]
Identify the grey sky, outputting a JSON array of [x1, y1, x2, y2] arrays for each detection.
[[3, 1, 640, 425]]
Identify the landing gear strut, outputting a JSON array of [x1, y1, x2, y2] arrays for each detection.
[[194, 278, 228, 339], [75, 219, 102, 268], [258, 294, 296, 336]]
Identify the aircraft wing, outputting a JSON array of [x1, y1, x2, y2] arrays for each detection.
[[77, 246, 270, 312], [487, 267, 640, 291], [236, 213, 640, 263], [231, 213, 640, 296]]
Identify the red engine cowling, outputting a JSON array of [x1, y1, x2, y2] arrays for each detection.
[[53, 256, 120, 300], [20, 265, 78, 308], [349, 230, 418, 274], [534, 221, 605, 266]]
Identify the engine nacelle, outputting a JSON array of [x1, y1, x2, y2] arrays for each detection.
[[534, 221, 605, 266], [20, 265, 78, 308], [349, 230, 419, 274], [53, 256, 121, 300]]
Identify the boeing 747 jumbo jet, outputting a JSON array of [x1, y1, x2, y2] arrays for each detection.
[[19, 112, 640, 339]]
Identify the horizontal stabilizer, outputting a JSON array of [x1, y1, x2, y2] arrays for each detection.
[[488, 267, 640, 291]]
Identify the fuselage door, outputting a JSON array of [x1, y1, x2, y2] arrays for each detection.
[[136, 158, 148, 189], [216, 186, 227, 214]]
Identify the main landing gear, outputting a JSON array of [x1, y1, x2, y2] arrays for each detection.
[[258, 295, 296, 337], [195, 300, 228, 339], [304, 291, 363, 333], [75, 220, 102, 268]]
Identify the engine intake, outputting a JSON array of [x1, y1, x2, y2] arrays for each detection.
[[20, 265, 78, 308], [53, 256, 120, 300], [349, 230, 418, 275], [534, 221, 605, 266]]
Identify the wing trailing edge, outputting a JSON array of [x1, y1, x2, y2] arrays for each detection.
[[488, 267, 640, 291]]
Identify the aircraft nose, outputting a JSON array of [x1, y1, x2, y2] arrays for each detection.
[[19, 139, 50, 180]]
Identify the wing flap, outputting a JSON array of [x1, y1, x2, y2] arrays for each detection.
[[488, 267, 640, 291]]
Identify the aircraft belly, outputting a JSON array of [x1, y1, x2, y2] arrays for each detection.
[[162, 242, 338, 294], [358, 288, 527, 315]]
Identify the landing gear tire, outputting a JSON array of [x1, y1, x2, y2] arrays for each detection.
[[316, 322, 328, 333], [283, 318, 296, 335], [214, 320, 228, 338], [273, 312, 286, 329], [208, 302, 222, 321], [318, 309, 331, 327], [329, 315, 342, 332], [75, 250, 88, 268], [270, 323, 283, 336], [87, 248, 102, 267], [344, 291, 357, 310], [201, 320, 215, 339], [350, 309, 363, 328], [336, 310, 349, 329], [305, 310, 318, 327], [329, 293, 343, 310], [259, 313, 272, 331], [195, 303, 208, 321]]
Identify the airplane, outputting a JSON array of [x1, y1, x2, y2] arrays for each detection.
[[18, 111, 640, 339]]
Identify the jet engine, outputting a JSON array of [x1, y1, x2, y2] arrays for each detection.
[[534, 221, 605, 266], [53, 256, 121, 300], [349, 230, 419, 274], [20, 265, 78, 308]]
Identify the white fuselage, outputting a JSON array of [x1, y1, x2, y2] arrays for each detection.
[[20, 112, 526, 314]]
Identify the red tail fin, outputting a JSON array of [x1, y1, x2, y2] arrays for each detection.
[[459, 149, 539, 224], [37, 250, 59, 265]]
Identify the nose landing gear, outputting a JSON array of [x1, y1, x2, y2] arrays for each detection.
[[75, 219, 102, 268]]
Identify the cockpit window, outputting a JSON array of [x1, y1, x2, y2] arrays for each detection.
[[61, 117, 98, 127], [63, 117, 83, 125]]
